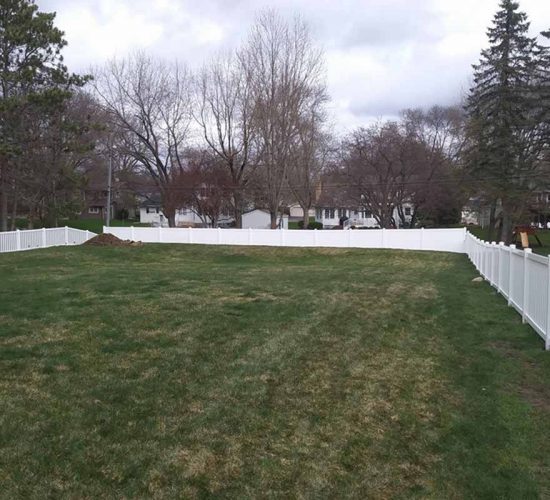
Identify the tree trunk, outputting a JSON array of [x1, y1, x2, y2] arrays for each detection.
[[232, 192, 243, 228], [499, 209, 513, 245], [0, 168, 8, 232], [301, 204, 310, 229], [9, 190, 18, 231], [165, 210, 176, 228], [270, 210, 278, 229], [487, 200, 497, 242]]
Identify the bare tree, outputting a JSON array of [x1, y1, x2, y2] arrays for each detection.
[[287, 106, 328, 229], [195, 53, 254, 228], [242, 10, 327, 228], [398, 106, 466, 227], [343, 123, 413, 228], [92, 52, 192, 227]]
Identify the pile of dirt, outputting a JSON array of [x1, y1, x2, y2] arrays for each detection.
[[84, 233, 142, 247]]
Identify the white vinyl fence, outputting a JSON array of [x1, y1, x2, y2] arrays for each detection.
[[104, 226, 468, 253], [465, 232, 550, 349], [0, 227, 95, 253]]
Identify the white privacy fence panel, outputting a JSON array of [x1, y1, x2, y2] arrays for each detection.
[[104, 226, 468, 253], [0, 227, 95, 253], [465, 232, 550, 349]]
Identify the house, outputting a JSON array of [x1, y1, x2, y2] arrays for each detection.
[[288, 203, 316, 220], [314, 188, 413, 228], [314, 206, 380, 229], [80, 188, 115, 221], [139, 196, 234, 227], [242, 209, 289, 229]]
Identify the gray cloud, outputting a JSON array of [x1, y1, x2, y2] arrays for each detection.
[[38, 0, 550, 133]]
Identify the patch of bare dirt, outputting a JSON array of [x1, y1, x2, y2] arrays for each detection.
[[84, 233, 142, 247]]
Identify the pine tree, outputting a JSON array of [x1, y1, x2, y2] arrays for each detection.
[[466, 0, 544, 242], [0, 0, 86, 231]]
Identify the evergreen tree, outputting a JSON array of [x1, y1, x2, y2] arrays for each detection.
[[466, 0, 546, 242], [0, 0, 86, 230]]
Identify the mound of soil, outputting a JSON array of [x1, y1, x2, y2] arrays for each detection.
[[84, 233, 142, 247]]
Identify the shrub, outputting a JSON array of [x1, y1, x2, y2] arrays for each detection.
[[298, 220, 323, 230]]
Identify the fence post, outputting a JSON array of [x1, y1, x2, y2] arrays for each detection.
[[420, 227, 424, 250], [15, 229, 21, 251], [248, 227, 252, 245], [42, 227, 46, 248], [497, 242, 505, 292], [217, 227, 221, 244], [522, 248, 532, 323], [131, 226, 135, 241], [381, 228, 386, 248], [496, 241, 498, 286], [158, 225, 162, 243], [189, 227, 193, 244], [508, 245, 516, 306], [85, 230, 90, 242], [64, 226, 69, 245], [546, 255, 550, 350], [280, 228, 285, 247], [314, 228, 318, 246], [347, 228, 352, 247]]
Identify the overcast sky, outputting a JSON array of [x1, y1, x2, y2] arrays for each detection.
[[38, 0, 550, 133]]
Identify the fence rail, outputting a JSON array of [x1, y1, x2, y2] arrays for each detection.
[[0, 227, 95, 253], [104, 226, 468, 253], [465, 232, 550, 349]]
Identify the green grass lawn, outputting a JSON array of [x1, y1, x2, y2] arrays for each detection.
[[1, 245, 550, 498]]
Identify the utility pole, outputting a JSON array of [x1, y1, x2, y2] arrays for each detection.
[[106, 150, 112, 227]]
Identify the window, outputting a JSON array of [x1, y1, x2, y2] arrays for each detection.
[[339, 208, 347, 218], [330, 209, 335, 219], [405, 207, 412, 216], [354, 210, 358, 216], [88, 207, 100, 214], [146, 206, 159, 214], [363, 210, 372, 219]]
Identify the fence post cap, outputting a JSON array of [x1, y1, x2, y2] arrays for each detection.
[[510, 244, 516, 249], [499, 241, 505, 246], [525, 248, 533, 253]]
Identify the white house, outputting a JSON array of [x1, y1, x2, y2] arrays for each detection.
[[314, 204, 414, 229], [139, 203, 232, 227], [288, 203, 316, 219], [242, 209, 289, 229]]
